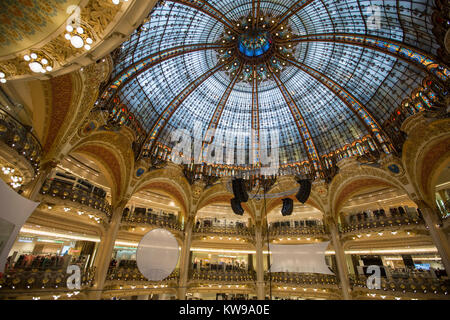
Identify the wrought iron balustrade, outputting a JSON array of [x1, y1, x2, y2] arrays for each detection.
[[340, 213, 424, 233], [265, 272, 338, 286], [0, 108, 41, 172], [106, 266, 179, 283], [268, 225, 327, 237], [122, 213, 182, 230], [194, 225, 253, 237], [350, 274, 450, 296], [39, 179, 112, 217], [0, 267, 95, 291], [190, 269, 255, 283]]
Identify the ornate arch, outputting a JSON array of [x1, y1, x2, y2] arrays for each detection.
[[195, 183, 255, 220], [402, 115, 450, 206], [131, 165, 192, 217], [264, 195, 323, 219], [328, 158, 408, 215], [36, 61, 110, 163], [69, 130, 134, 206]]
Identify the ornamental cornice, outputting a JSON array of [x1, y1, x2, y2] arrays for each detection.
[[0, 0, 156, 81]]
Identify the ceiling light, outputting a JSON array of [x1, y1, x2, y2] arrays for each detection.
[[70, 35, 84, 48], [29, 62, 43, 73]]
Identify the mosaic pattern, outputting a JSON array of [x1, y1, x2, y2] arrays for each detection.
[[0, 0, 80, 56]]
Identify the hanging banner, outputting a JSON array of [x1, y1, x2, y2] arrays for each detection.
[[268, 241, 333, 275], [0, 179, 39, 273]]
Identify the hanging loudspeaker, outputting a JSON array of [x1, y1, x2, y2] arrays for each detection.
[[295, 179, 311, 203], [230, 198, 244, 215], [281, 198, 293, 216], [232, 178, 248, 203]]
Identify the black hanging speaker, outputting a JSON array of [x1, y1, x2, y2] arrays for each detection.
[[232, 178, 248, 203], [281, 198, 293, 216], [295, 179, 311, 203], [230, 198, 244, 215]]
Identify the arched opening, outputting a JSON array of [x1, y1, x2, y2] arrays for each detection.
[[433, 163, 450, 218]]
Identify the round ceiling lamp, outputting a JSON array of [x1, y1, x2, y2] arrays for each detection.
[[23, 52, 53, 74], [65, 24, 93, 51], [0, 72, 6, 83]]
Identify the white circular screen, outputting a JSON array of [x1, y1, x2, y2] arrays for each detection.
[[136, 228, 180, 281]]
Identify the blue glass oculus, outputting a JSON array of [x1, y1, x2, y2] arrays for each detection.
[[238, 31, 271, 57]]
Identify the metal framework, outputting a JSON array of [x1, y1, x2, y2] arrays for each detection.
[[101, 0, 445, 177], [146, 58, 232, 151], [168, 0, 240, 33], [268, 63, 323, 173], [286, 33, 449, 82], [277, 54, 391, 151]]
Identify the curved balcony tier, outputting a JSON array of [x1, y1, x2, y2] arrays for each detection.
[[39, 179, 112, 218], [265, 272, 338, 288], [0, 268, 95, 295], [268, 225, 329, 240], [350, 274, 450, 300], [121, 213, 183, 233], [0, 108, 41, 175], [105, 267, 179, 285], [340, 213, 425, 235], [193, 225, 253, 239], [189, 270, 256, 284]]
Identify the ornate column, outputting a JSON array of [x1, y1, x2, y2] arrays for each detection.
[[255, 221, 265, 300], [177, 213, 194, 300], [326, 216, 351, 300], [88, 199, 128, 300], [416, 200, 450, 275], [22, 160, 59, 201]]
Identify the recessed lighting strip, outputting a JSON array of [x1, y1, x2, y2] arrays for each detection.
[[20, 228, 100, 242]]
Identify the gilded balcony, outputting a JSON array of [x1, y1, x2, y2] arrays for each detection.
[[105, 265, 179, 287], [268, 225, 328, 240], [39, 179, 112, 219], [350, 274, 450, 299], [0, 267, 95, 295], [266, 272, 338, 288], [340, 211, 424, 234], [121, 212, 183, 232], [0, 108, 41, 174], [190, 269, 256, 284], [193, 225, 253, 239]]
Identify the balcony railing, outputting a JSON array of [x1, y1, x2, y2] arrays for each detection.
[[350, 274, 450, 296], [40, 179, 112, 217], [0, 108, 41, 172], [194, 225, 253, 237], [340, 213, 424, 233], [268, 225, 327, 238], [265, 272, 338, 286], [190, 270, 256, 283], [0, 267, 95, 291], [122, 213, 183, 231], [106, 266, 179, 283]]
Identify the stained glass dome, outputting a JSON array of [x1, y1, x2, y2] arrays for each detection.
[[100, 0, 448, 179]]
